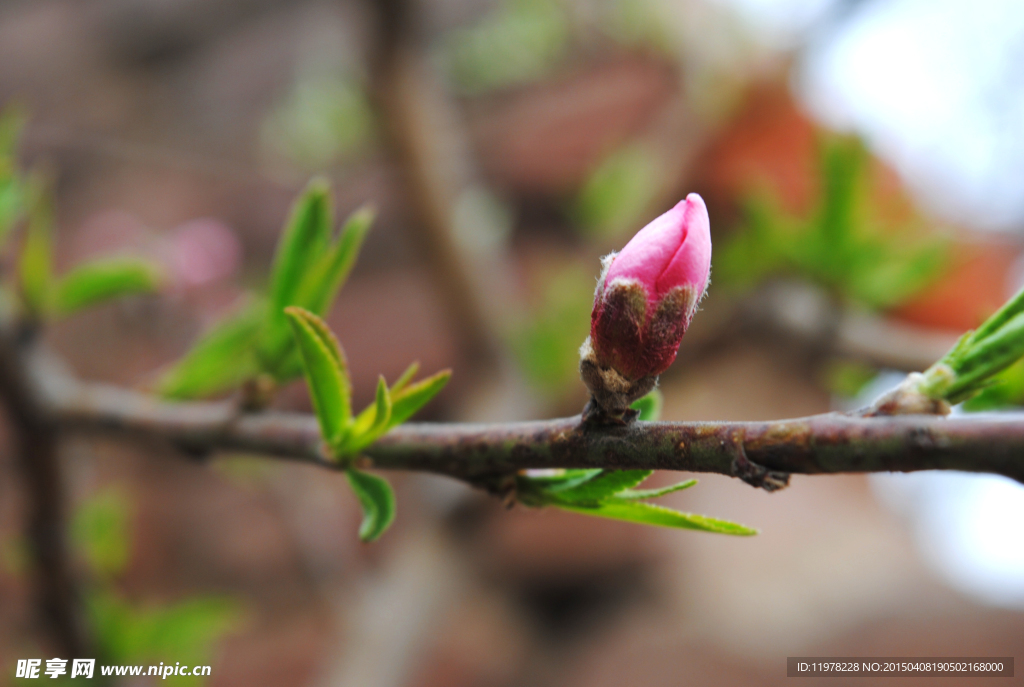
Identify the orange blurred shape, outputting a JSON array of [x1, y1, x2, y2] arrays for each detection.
[[893, 239, 1022, 331], [697, 81, 818, 215]]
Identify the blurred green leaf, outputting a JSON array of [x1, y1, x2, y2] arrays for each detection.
[[630, 388, 663, 421], [345, 468, 396, 542], [285, 307, 351, 448], [0, 174, 20, 243], [442, 0, 569, 94], [261, 75, 374, 169], [70, 488, 131, 579], [88, 588, 240, 682], [388, 368, 451, 427], [18, 175, 54, 315], [554, 500, 757, 535], [716, 134, 947, 311], [962, 357, 1024, 411], [822, 359, 877, 398], [158, 302, 264, 399], [53, 257, 163, 316], [575, 144, 659, 239], [514, 262, 593, 397], [0, 106, 27, 243]]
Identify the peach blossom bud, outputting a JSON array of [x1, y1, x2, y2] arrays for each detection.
[[580, 194, 711, 417]]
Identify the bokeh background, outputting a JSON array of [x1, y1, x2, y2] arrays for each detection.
[[2, 0, 1023, 684]]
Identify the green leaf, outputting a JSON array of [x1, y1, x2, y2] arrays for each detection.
[[18, 175, 54, 314], [945, 310, 1024, 402], [268, 178, 333, 315], [555, 500, 757, 535], [294, 205, 374, 316], [388, 369, 451, 427], [962, 357, 1024, 411], [53, 257, 163, 315], [70, 488, 131, 578], [346, 376, 393, 453], [0, 176, 20, 244], [87, 588, 240, 670], [284, 307, 351, 448], [630, 389, 663, 422], [574, 143, 659, 239], [970, 283, 1024, 344], [369, 376, 392, 434], [520, 468, 601, 489], [345, 468, 396, 542], [135, 596, 239, 669], [391, 361, 420, 394], [548, 469, 652, 504], [616, 478, 698, 501], [260, 204, 373, 377], [157, 302, 264, 399]]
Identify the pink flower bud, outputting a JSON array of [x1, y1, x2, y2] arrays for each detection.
[[580, 194, 711, 417]]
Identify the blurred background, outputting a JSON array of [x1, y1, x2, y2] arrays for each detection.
[[1, 0, 1023, 684]]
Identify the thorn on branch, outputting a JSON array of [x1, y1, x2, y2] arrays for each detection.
[[730, 437, 790, 492]]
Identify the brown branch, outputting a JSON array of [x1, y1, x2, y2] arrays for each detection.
[[0, 326, 88, 656], [27, 340, 1024, 487]]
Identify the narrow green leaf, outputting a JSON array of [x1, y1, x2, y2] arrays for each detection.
[[555, 501, 757, 535], [388, 369, 451, 427], [0, 175, 21, 244], [269, 178, 333, 314], [370, 376, 392, 435], [969, 283, 1024, 344], [284, 306, 351, 447], [391, 361, 420, 395], [18, 174, 54, 314], [946, 311, 1024, 402], [548, 469, 652, 504], [520, 468, 601, 488], [345, 376, 393, 454], [259, 204, 373, 378], [294, 205, 374, 316], [616, 478, 698, 501], [53, 258, 163, 315], [630, 389, 663, 422], [346, 468, 396, 542], [70, 488, 131, 578], [157, 302, 264, 399]]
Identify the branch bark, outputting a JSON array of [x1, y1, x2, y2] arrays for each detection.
[[0, 326, 87, 656], [30, 342, 1024, 486]]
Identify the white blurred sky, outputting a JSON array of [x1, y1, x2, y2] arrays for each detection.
[[713, 0, 1024, 231]]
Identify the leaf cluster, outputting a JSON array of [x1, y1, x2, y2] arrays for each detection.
[[158, 179, 373, 399], [70, 488, 240, 685], [285, 306, 451, 541], [0, 109, 163, 321], [516, 469, 755, 535], [921, 284, 1024, 404], [514, 391, 756, 535], [716, 135, 947, 310]]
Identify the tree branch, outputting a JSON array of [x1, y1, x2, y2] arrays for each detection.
[[0, 326, 88, 656], [26, 338, 1024, 487]]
